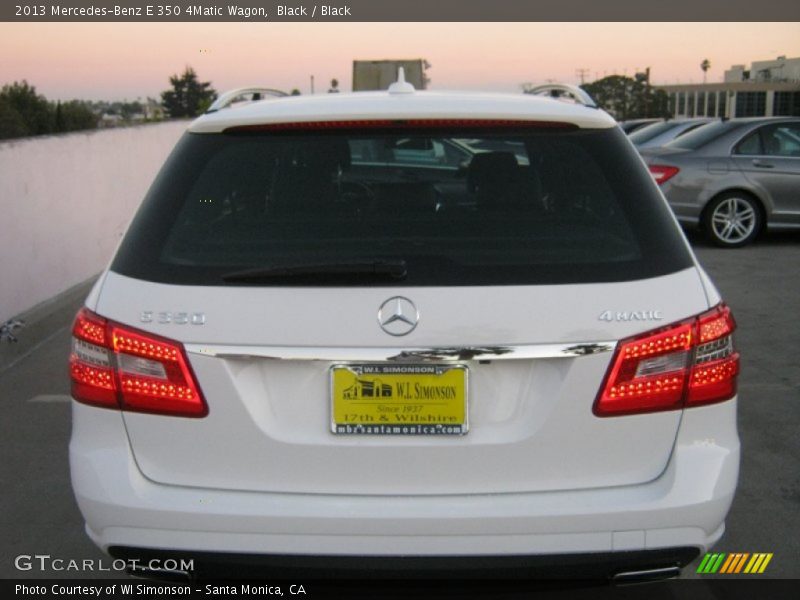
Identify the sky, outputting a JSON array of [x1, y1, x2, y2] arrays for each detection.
[[1, 22, 799, 101]]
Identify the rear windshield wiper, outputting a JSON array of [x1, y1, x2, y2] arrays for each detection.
[[221, 259, 408, 283]]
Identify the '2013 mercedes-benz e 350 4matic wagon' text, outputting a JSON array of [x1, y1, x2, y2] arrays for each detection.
[[69, 78, 740, 580]]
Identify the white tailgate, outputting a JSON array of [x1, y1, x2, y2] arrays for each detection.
[[95, 268, 708, 495]]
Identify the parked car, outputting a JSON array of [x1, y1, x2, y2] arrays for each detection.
[[69, 80, 740, 580], [629, 118, 714, 148], [619, 118, 662, 134], [641, 117, 800, 247]]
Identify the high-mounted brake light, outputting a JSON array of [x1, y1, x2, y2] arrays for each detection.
[[69, 308, 207, 417], [594, 303, 739, 417], [224, 119, 578, 133], [648, 164, 680, 185]]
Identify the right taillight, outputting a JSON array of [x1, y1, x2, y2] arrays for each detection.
[[69, 308, 207, 418], [594, 303, 739, 417], [687, 304, 739, 406], [648, 164, 680, 185]]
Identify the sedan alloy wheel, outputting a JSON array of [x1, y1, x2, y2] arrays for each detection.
[[705, 194, 761, 247]]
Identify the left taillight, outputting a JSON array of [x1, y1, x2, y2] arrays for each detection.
[[594, 303, 739, 417], [69, 308, 207, 417], [648, 164, 680, 185]]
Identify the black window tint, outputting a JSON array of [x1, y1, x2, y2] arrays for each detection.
[[112, 127, 692, 286], [734, 130, 762, 155], [764, 124, 800, 157]]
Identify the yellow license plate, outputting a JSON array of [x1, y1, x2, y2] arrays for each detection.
[[330, 364, 468, 435]]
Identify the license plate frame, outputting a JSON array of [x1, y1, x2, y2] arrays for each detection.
[[330, 364, 468, 436]]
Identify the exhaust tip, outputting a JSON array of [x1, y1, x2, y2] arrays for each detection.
[[126, 566, 193, 583], [612, 566, 681, 584]]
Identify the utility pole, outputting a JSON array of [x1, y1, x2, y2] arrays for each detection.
[[575, 68, 590, 85], [635, 67, 652, 116], [310, 75, 315, 94]]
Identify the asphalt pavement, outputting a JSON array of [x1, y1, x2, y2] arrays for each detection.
[[0, 231, 798, 581]]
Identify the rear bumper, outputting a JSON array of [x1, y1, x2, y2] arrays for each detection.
[[70, 399, 739, 567], [108, 546, 699, 580]]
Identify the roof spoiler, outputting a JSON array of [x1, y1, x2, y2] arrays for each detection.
[[206, 87, 289, 113], [525, 84, 598, 109]]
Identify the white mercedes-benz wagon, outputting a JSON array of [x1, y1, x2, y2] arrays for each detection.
[[69, 78, 740, 581]]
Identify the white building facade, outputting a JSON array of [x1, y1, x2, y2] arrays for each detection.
[[659, 56, 800, 119]]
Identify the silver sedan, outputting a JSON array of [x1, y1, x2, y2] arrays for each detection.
[[629, 118, 713, 149], [640, 117, 800, 247]]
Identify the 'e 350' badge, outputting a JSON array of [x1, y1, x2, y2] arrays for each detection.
[[140, 311, 206, 325]]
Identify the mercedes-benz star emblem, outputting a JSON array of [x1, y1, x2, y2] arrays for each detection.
[[377, 297, 419, 336]]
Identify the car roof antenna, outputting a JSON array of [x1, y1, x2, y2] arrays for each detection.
[[388, 67, 415, 95]]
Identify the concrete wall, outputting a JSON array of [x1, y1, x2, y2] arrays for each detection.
[[0, 120, 189, 323]]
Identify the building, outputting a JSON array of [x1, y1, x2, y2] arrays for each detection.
[[725, 55, 800, 83], [142, 98, 165, 121], [352, 59, 429, 91], [658, 56, 800, 119]]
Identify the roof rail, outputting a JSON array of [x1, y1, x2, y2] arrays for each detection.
[[525, 84, 598, 109], [206, 87, 289, 113]]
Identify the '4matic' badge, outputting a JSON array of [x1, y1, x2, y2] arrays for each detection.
[[599, 310, 663, 322]]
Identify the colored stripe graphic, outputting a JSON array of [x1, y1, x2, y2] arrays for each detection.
[[734, 553, 750, 573], [719, 554, 735, 573], [699, 552, 773, 574], [751, 553, 773, 573], [696, 553, 713, 573], [744, 554, 760, 573], [697, 553, 726, 573], [727, 553, 748, 573]]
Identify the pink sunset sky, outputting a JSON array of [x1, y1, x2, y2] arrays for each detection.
[[1, 22, 799, 101]]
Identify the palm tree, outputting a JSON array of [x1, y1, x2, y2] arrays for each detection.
[[701, 59, 711, 84]]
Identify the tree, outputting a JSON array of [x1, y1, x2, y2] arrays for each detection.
[[0, 97, 27, 139], [53, 100, 65, 132], [0, 81, 52, 136], [161, 67, 217, 118], [701, 59, 711, 84], [0, 81, 99, 139], [580, 75, 671, 120], [58, 100, 98, 131], [119, 101, 143, 120]]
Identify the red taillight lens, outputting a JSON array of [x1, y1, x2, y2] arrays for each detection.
[[648, 164, 680, 185], [595, 303, 739, 417], [687, 304, 739, 406], [69, 308, 207, 417], [70, 309, 117, 408]]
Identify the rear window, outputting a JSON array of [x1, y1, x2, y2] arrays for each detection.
[[628, 121, 680, 145], [111, 126, 692, 286], [665, 120, 738, 150]]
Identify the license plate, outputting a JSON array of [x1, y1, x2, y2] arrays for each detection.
[[330, 364, 468, 435]]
